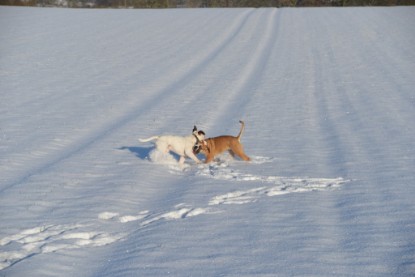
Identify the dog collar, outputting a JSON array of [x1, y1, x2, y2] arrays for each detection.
[[192, 134, 202, 154], [193, 133, 200, 143]]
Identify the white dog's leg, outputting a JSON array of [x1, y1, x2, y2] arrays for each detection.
[[186, 151, 201, 164], [155, 141, 170, 154], [179, 156, 186, 164]]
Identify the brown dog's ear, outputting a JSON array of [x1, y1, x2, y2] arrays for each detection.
[[193, 126, 197, 133]]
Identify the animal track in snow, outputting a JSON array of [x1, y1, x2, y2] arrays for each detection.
[[97, 158, 347, 235], [98, 210, 149, 223], [1, 156, 347, 271], [194, 158, 348, 205], [140, 206, 216, 227], [0, 223, 123, 270], [208, 177, 346, 205], [99, 205, 216, 228]]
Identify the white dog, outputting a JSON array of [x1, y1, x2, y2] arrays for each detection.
[[139, 126, 205, 164]]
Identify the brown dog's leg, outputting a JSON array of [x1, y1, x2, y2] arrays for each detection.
[[204, 154, 215, 163], [239, 153, 251, 161], [233, 144, 251, 161]]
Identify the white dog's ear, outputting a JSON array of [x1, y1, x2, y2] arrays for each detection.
[[193, 125, 197, 133]]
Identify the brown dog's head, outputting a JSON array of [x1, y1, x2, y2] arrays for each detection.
[[192, 139, 209, 155]]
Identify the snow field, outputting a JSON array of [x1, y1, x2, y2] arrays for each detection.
[[1, 6, 414, 276]]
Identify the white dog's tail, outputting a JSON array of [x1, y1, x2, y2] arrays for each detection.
[[138, 136, 159, 142]]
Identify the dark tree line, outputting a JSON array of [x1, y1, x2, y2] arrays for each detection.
[[1, 0, 414, 8]]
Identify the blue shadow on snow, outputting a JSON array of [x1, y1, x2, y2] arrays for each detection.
[[118, 146, 152, 160], [118, 146, 183, 161]]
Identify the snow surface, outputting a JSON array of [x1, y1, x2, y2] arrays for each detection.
[[1, 6, 415, 276]]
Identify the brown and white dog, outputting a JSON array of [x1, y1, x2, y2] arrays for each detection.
[[194, 121, 250, 163]]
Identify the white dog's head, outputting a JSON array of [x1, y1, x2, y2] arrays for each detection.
[[192, 126, 206, 154], [192, 126, 205, 140]]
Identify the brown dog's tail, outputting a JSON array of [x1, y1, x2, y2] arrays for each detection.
[[236, 120, 245, 142]]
